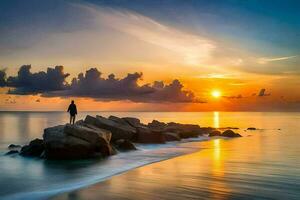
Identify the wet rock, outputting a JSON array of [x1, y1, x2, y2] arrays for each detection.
[[64, 124, 112, 147], [20, 138, 44, 157], [113, 139, 137, 151], [84, 115, 136, 141], [162, 132, 181, 141], [136, 127, 165, 144], [5, 150, 19, 155], [165, 122, 203, 138], [8, 144, 22, 149], [148, 120, 167, 131], [109, 116, 131, 126], [198, 127, 217, 135], [208, 130, 222, 137], [43, 124, 114, 160], [222, 130, 242, 137], [122, 117, 145, 128]]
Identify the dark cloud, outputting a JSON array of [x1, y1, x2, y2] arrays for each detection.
[[3, 66, 199, 103], [47, 68, 198, 103], [0, 69, 6, 87], [6, 65, 70, 95], [223, 94, 243, 99], [258, 88, 271, 97]]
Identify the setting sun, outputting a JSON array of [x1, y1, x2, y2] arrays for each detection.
[[211, 90, 222, 98]]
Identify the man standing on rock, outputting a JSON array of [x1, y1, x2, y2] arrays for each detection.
[[67, 100, 77, 124]]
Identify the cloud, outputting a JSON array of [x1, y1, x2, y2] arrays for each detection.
[[74, 3, 216, 66], [6, 65, 70, 95], [47, 68, 198, 103], [223, 94, 243, 99], [0, 69, 6, 87], [258, 88, 271, 97], [4, 65, 198, 103], [258, 55, 297, 64]]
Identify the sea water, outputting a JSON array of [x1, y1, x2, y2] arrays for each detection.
[[0, 112, 299, 199]]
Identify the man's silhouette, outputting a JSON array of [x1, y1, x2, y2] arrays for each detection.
[[67, 100, 77, 124]]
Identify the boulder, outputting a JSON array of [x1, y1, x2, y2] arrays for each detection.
[[43, 124, 114, 160], [20, 138, 44, 157], [165, 122, 203, 138], [198, 127, 217, 135], [247, 127, 257, 130], [5, 150, 19, 155], [136, 127, 165, 144], [8, 144, 22, 149], [208, 130, 222, 137], [84, 115, 136, 141], [122, 117, 144, 128], [64, 124, 111, 148], [222, 130, 242, 137], [148, 120, 166, 131], [162, 132, 181, 141], [109, 116, 131, 126], [113, 139, 137, 151]]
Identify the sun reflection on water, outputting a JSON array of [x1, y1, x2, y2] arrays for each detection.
[[213, 111, 220, 128]]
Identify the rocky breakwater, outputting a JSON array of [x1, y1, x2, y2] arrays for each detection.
[[6, 115, 242, 160]]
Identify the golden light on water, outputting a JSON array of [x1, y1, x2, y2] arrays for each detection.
[[213, 111, 220, 128]]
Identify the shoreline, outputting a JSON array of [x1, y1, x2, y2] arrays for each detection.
[[2, 137, 211, 200]]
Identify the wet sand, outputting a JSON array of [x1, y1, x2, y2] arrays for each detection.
[[52, 132, 300, 200]]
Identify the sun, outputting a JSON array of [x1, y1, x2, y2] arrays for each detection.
[[211, 90, 222, 98]]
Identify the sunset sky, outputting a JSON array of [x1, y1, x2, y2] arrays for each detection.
[[0, 0, 299, 111]]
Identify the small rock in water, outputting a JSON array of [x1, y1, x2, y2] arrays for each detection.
[[222, 130, 242, 137], [208, 130, 222, 137], [8, 144, 22, 149], [5, 150, 19, 155], [20, 138, 44, 157]]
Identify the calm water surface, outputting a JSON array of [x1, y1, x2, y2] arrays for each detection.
[[0, 112, 299, 200]]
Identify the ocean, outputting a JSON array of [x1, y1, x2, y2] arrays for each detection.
[[0, 112, 300, 200]]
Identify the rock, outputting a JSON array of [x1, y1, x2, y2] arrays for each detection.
[[247, 127, 257, 130], [208, 130, 222, 137], [64, 124, 112, 148], [162, 132, 181, 141], [5, 150, 19, 155], [198, 127, 217, 135], [136, 127, 165, 144], [109, 116, 131, 126], [165, 122, 203, 138], [113, 139, 137, 151], [148, 120, 166, 131], [84, 115, 136, 141], [20, 138, 44, 157], [44, 125, 94, 159], [222, 130, 242, 137], [178, 131, 199, 139], [43, 124, 114, 160], [75, 119, 84, 125], [122, 117, 144, 128], [8, 144, 22, 149]]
